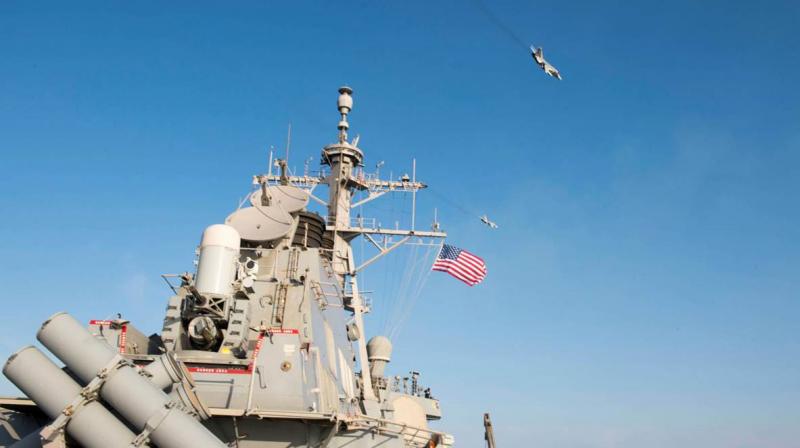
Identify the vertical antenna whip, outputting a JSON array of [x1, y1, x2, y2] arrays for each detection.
[[285, 123, 292, 164], [267, 147, 274, 177]]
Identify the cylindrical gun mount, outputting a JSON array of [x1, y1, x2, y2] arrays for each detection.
[[188, 315, 221, 350], [195, 224, 241, 297], [3, 346, 138, 448], [37, 312, 226, 448]]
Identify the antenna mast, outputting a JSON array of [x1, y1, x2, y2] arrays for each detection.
[[253, 86, 448, 403], [258, 87, 446, 276]]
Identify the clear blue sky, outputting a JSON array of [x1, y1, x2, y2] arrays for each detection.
[[1, 1, 799, 447]]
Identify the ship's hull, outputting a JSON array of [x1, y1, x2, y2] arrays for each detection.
[[0, 402, 413, 448]]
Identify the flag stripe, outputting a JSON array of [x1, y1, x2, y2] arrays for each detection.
[[458, 254, 486, 271], [437, 268, 476, 285], [460, 251, 484, 266], [433, 263, 481, 282], [452, 256, 486, 275], [433, 260, 484, 279], [450, 257, 484, 272]]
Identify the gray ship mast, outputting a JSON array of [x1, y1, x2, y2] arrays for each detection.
[[254, 86, 447, 401]]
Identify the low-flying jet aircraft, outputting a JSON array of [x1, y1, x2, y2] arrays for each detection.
[[530, 46, 562, 80], [480, 215, 499, 229]]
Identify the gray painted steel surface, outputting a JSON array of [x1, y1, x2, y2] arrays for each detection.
[[8, 430, 44, 448]]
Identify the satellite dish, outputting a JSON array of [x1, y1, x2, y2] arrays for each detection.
[[250, 185, 309, 214], [225, 206, 293, 242]]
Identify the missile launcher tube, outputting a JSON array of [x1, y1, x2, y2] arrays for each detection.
[[142, 353, 211, 421], [142, 353, 179, 391], [2, 346, 137, 448], [37, 312, 226, 448], [9, 429, 46, 448]]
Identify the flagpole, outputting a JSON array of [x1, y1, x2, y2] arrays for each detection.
[[411, 158, 416, 231], [436, 239, 445, 266]]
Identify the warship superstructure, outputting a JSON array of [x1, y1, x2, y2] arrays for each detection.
[[0, 87, 456, 447]]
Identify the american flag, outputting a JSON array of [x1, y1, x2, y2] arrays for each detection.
[[432, 244, 487, 286]]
